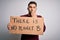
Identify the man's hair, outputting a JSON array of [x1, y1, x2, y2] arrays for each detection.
[[28, 1, 37, 7]]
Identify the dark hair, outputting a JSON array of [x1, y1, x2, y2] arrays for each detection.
[[28, 1, 37, 7]]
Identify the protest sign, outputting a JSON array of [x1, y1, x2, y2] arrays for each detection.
[[8, 16, 44, 35]]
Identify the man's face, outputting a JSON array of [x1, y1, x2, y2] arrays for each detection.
[[28, 4, 37, 13]]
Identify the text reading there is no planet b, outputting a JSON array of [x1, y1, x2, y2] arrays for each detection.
[[8, 16, 44, 35]]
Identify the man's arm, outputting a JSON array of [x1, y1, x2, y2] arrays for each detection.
[[43, 24, 46, 32], [37, 15, 46, 32]]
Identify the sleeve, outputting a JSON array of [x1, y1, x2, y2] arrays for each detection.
[[37, 15, 46, 32], [43, 24, 46, 32]]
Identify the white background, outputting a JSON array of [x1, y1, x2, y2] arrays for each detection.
[[0, 0, 60, 40]]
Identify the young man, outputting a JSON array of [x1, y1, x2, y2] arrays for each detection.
[[7, 1, 46, 40], [21, 1, 46, 40]]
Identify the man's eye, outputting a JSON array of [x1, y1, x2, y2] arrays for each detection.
[[33, 7, 35, 8]]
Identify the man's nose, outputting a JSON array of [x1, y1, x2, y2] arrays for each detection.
[[31, 9, 33, 11], [31, 8, 33, 11]]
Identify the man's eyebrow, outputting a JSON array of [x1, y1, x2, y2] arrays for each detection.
[[29, 6, 32, 7]]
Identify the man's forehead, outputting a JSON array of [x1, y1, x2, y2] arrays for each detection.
[[29, 4, 36, 7]]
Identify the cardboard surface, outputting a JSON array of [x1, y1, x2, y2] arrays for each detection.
[[8, 16, 44, 35]]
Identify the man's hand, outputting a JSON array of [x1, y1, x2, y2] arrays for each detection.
[[31, 12, 37, 18], [7, 23, 12, 30]]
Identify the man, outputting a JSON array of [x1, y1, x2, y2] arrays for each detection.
[[7, 1, 46, 40], [21, 1, 46, 40]]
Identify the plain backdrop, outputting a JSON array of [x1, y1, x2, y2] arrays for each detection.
[[0, 0, 60, 40]]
